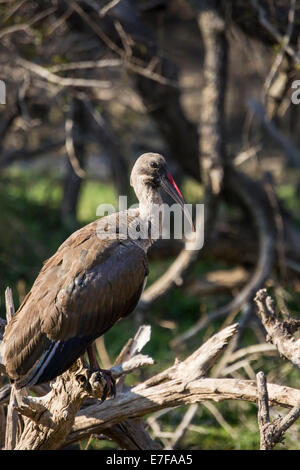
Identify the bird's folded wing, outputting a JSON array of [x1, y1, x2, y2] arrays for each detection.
[[4, 218, 148, 382]]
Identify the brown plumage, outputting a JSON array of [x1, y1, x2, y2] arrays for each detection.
[[2, 153, 191, 390]]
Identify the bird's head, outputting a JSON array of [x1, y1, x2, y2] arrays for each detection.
[[130, 153, 194, 231]]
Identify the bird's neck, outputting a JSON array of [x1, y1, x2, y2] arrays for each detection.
[[134, 185, 163, 248], [138, 185, 162, 220]]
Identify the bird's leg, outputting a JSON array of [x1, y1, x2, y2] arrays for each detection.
[[87, 343, 100, 370], [87, 343, 116, 400]]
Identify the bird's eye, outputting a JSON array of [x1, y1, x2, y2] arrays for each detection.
[[150, 161, 158, 168]]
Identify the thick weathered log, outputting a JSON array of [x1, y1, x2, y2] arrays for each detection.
[[15, 359, 107, 450]]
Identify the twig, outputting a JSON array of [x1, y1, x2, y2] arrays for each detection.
[[184, 266, 249, 297], [68, 1, 176, 87], [46, 7, 72, 36], [65, 115, 86, 179], [110, 354, 155, 378], [103, 325, 160, 450], [139, 246, 200, 311], [169, 404, 198, 449], [2, 0, 27, 22], [224, 343, 277, 366], [99, 0, 122, 17], [203, 401, 237, 438], [0, 139, 65, 171], [17, 57, 112, 90], [251, 0, 300, 65], [4, 287, 15, 323], [263, 0, 296, 102], [248, 100, 300, 168], [0, 6, 56, 39], [50, 59, 122, 73]]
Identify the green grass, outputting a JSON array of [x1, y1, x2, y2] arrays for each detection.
[[276, 184, 299, 213], [78, 180, 117, 224]]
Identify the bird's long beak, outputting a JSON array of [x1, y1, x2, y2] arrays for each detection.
[[161, 172, 195, 232]]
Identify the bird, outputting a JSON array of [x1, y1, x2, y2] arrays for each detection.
[[2, 153, 193, 396]]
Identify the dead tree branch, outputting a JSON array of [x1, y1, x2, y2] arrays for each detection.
[[68, 376, 300, 447], [248, 100, 300, 168], [65, 323, 239, 447], [100, 325, 161, 450], [254, 288, 300, 368], [17, 57, 112, 90], [250, 0, 300, 65], [61, 97, 87, 224], [2, 309, 300, 450], [4, 287, 27, 450], [1, 323, 238, 449], [256, 370, 300, 450], [193, 0, 227, 195], [14, 359, 107, 450], [2, 325, 160, 450], [172, 170, 277, 347], [254, 290, 300, 449]]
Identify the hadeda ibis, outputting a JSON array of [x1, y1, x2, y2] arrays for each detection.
[[2, 153, 193, 396]]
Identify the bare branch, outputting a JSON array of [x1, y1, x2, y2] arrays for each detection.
[[99, 0, 122, 17], [65, 116, 85, 179], [0, 6, 56, 39], [64, 324, 238, 446], [139, 246, 200, 310], [172, 171, 276, 347], [256, 370, 300, 450], [248, 100, 300, 168], [169, 404, 198, 449], [263, 0, 296, 101], [256, 371, 271, 449], [110, 354, 155, 379], [17, 57, 112, 90], [4, 288, 27, 450], [68, 1, 176, 87], [50, 59, 122, 73], [67, 376, 300, 447], [254, 289, 300, 368], [250, 0, 300, 65]]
